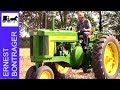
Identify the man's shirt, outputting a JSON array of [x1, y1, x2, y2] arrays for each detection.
[[76, 19, 91, 32]]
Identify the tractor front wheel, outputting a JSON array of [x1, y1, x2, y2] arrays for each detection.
[[44, 63, 71, 79], [35, 65, 54, 79], [25, 65, 36, 79], [92, 34, 120, 79]]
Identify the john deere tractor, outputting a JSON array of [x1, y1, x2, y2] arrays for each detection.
[[25, 11, 120, 79]]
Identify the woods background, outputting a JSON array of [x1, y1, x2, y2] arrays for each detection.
[[20, 11, 120, 48]]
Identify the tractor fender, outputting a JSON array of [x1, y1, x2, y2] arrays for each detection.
[[70, 46, 84, 67]]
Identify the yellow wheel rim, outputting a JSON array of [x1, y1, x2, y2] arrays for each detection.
[[39, 71, 52, 79], [55, 63, 70, 74], [104, 42, 118, 76]]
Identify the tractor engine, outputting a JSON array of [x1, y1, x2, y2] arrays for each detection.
[[29, 29, 85, 68], [55, 42, 71, 56]]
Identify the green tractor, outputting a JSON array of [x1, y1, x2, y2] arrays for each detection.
[[25, 12, 120, 79]]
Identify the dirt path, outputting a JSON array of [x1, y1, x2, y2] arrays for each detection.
[[20, 48, 35, 79], [20, 48, 120, 79]]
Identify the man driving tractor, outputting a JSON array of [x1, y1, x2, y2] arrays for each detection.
[[76, 12, 92, 49]]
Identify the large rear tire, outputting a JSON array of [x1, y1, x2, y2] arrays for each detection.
[[92, 34, 120, 79]]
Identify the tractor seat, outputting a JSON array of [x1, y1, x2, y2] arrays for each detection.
[[79, 27, 95, 39], [79, 35, 94, 39]]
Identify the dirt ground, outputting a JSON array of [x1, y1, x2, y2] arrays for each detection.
[[20, 48, 35, 79], [20, 48, 120, 79]]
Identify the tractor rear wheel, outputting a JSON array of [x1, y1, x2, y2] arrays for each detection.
[[92, 34, 120, 79], [54, 63, 72, 79], [25, 65, 36, 79], [35, 65, 54, 79]]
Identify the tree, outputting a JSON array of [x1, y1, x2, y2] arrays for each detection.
[[98, 11, 120, 34], [20, 11, 43, 32], [84, 11, 97, 28], [20, 11, 97, 37], [98, 11, 102, 32]]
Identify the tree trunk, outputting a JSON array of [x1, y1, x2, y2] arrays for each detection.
[[68, 11, 75, 26], [59, 11, 64, 28], [63, 11, 68, 28], [42, 11, 47, 29], [99, 11, 102, 32], [37, 11, 42, 29]]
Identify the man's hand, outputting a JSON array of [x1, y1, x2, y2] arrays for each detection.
[[75, 27, 78, 32], [82, 28, 91, 32], [82, 28, 86, 31], [86, 29, 91, 32], [75, 29, 78, 32]]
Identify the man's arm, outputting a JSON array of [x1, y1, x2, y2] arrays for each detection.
[[84, 19, 92, 32], [75, 22, 79, 32]]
